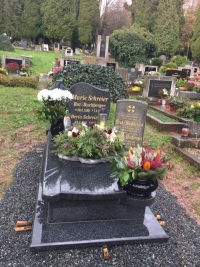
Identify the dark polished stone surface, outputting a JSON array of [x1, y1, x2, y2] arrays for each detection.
[[30, 133, 169, 250], [42, 133, 126, 201], [31, 181, 168, 250]]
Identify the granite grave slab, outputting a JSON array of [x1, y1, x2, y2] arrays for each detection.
[[30, 132, 169, 251]]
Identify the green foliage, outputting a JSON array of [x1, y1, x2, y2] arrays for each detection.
[[21, 0, 43, 38], [171, 55, 189, 67], [41, 0, 77, 41], [168, 97, 187, 108], [52, 123, 124, 159], [151, 58, 163, 68], [0, 74, 38, 88], [52, 64, 128, 102], [0, 34, 14, 51], [77, 0, 99, 46], [109, 24, 157, 67], [191, 7, 200, 61], [152, 0, 180, 56]]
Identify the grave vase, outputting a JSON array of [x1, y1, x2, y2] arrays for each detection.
[[118, 178, 158, 197], [50, 117, 64, 136], [161, 99, 166, 106]]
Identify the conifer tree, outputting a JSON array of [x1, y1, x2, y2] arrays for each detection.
[[77, 0, 99, 47], [152, 0, 180, 57], [191, 6, 200, 61], [41, 0, 77, 41], [21, 0, 43, 40]]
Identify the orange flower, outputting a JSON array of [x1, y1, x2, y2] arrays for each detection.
[[125, 156, 130, 161], [129, 147, 134, 155], [156, 150, 161, 156], [143, 161, 151, 170]]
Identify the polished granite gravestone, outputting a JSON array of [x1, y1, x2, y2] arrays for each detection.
[[30, 132, 169, 251], [114, 100, 148, 148], [68, 82, 110, 125]]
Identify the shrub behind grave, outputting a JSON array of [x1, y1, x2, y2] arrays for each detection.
[[0, 75, 38, 88], [52, 64, 128, 102]]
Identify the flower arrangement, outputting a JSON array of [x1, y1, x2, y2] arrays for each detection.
[[5, 62, 20, 73], [188, 102, 200, 117], [0, 68, 8, 76], [158, 88, 170, 98], [176, 78, 186, 88], [110, 145, 167, 186], [52, 122, 124, 159], [36, 88, 73, 125], [168, 97, 187, 109]]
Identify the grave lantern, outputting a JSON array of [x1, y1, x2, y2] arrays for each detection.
[[181, 123, 189, 139], [98, 107, 107, 128]]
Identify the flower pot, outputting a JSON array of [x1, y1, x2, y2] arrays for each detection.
[[118, 179, 158, 197], [194, 115, 200, 122], [50, 117, 64, 136], [179, 87, 187, 91], [169, 106, 178, 112]]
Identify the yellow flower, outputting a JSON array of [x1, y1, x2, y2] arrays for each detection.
[[191, 105, 194, 108]]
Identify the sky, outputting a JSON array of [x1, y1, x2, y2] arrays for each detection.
[[99, 0, 132, 16]]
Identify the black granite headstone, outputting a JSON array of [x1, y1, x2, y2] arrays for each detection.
[[69, 82, 110, 125], [106, 62, 116, 71], [166, 69, 187, 78], [145, 67, 156, 73], [100, 39, 106, 57], [128, 68, 138, 82], [64, 59, 80, 66], [114, 100, 148, 148], [182, 69, 191, 76], [148, 80, 172, 98], [5, 58, 22, 67]]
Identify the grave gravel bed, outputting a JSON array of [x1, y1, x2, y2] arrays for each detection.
[[0, 144, 200, 267]]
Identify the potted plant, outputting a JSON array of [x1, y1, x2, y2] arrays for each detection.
[[36, 88, 73, 135], [176, 78, 187, 90], [110, 145, 167, 197], [185, 82, 197, 91], [187, 102, 200, 122], [52, 122, 124, 162], [168, 97, 187, 112]]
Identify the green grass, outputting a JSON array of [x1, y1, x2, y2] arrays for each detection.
[[0, 49, 83, 76], [147, 108, 178, 122], [192, 200, 200, 217]]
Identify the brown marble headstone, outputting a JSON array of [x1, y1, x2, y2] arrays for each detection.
[[114, 100, 148, 148]]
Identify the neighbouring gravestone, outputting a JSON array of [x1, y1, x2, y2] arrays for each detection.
[[143, 76, 176, 99], [2, 55, 24, 69], [60, 58, 81, 67], [114, 100, 148, 148], [65, 47, 73, 57], [166, 69, 187, 79], [106, 62, 116, 71], [128, 68, 138, 82], [68, 82, 110, 125]]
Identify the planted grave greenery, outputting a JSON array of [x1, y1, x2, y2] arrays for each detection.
[[52, 64, 128, 102], [147, 108, 178, 122]]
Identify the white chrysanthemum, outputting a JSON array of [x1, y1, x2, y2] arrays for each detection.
[[68, 131, 72, 137], [37, 88, 73, 101], [37, 89, 52, 101]]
